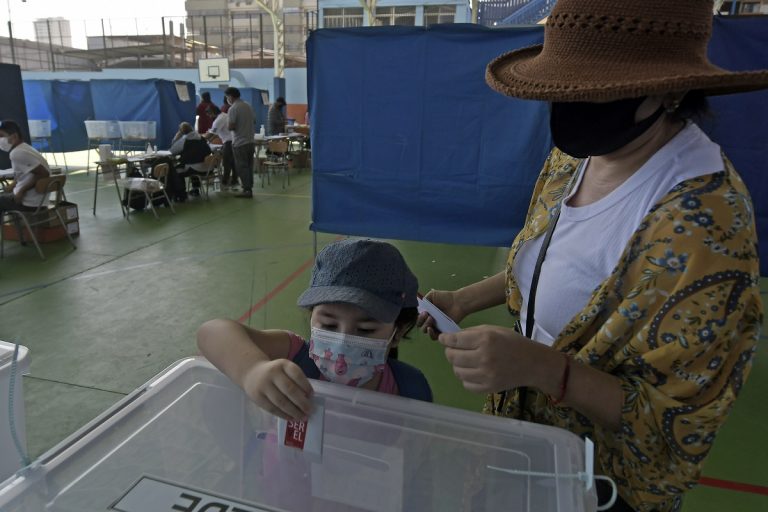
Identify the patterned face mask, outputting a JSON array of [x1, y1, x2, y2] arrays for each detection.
[[308, 327, 394, 387]]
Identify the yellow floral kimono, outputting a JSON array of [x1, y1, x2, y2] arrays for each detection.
[[487, 148, 762, 512]]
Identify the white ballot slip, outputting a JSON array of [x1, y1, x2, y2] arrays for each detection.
[[417, 296, 460, 334]]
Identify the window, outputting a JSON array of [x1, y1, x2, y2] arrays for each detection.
[[424, 5, 456, 25], [375, 6, 416, 26], [323, 7, 364, 28], [740, 1, 761, 12]]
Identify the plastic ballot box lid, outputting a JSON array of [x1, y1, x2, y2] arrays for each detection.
[[0, 358, 598, 512], [0, 341, 29, 483]]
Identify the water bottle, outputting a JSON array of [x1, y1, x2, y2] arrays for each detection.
[[146, 142, 152, 154], [259, 125, 265, 137], [153, 144, 157, 154]]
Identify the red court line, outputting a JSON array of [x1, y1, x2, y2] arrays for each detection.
[[699, 476, 768, 497], [237, 256, 315, 323]]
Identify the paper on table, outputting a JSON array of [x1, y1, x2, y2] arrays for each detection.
[[417, 296, 460, 334]]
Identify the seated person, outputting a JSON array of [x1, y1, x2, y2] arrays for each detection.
[[267, 97, 287, 136], [0, 119, 50, 242], [170, 122, 212, 196]]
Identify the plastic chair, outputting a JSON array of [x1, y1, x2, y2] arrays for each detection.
[[120, 163, 175, 221], [1, 175, 77, 260], [262, 139, 290, 189]]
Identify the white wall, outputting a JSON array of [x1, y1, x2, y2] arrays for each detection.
[[21, 67, 309, 104]]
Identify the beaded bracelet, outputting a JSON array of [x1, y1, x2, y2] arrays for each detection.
[[551, 354, 571, 405]]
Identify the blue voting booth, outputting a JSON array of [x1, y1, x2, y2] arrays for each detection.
[[90, 80, 196, 149], [22, 79, 196, 151], [308, 19, 768, 274], [23, 80, 94, 153]]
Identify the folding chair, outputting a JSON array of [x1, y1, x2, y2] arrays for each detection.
[[188, 153, 221, 200], [121, 162, 175, 221], [262, 139, 290, 189], [1, 175, 77, 260]]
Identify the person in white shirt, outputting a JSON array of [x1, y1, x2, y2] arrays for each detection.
[[0, 119, 50, 214], [204, 105, 237, 188]]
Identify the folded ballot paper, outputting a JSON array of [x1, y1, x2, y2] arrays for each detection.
[[417, 296, 460, 334]]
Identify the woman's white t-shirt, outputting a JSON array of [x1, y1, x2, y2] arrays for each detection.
[[11, 143, 50, 207], [513, 123, 724, 346]]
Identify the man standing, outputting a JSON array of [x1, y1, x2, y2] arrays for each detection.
[[267, 97, 287, 136], [225, 87, 255, 198]]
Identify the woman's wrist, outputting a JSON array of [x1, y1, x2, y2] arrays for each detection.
[[530, 346, 568, 397]]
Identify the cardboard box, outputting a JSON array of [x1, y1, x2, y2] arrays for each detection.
[[45, 201, 79, 228], [290, 151, 311, 169], [2, 219, 79, 243]]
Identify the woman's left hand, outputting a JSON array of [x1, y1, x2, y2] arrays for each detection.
[[438, 325, 553, 394]]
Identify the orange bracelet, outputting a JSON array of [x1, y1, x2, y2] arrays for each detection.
[[551, 354, 571, 405]]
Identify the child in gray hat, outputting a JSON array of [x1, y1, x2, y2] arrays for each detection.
[[198, 239, 432, 420]]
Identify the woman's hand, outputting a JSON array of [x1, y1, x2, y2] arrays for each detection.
[[438, 325, 555, 394], [417, 289, 467, 340], [242, 359, 314, 421]]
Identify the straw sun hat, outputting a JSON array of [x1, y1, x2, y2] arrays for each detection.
[[486, 0, 768, 102]]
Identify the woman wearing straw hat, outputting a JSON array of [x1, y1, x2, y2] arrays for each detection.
[[419, 1, 766, 510]]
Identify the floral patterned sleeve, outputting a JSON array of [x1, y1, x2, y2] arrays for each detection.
[[558, 162, 762, 511], [494, 152, 762, 512]]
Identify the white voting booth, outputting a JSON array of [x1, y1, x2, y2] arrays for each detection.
[[0, 358, 598, 511], [0, 341, 29, 483]]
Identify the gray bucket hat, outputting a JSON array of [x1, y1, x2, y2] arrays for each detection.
[[297, 239, 419, 323]]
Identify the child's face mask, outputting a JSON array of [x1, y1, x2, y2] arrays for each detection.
[[308, 327, 395, 387]]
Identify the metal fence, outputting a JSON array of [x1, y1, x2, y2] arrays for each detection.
[[0, 13, 318, 71]]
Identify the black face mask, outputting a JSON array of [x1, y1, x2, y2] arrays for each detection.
[[549, 97, 665, 158]]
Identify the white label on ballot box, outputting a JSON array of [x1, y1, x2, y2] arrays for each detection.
[[277, 397, 324, 457], [110, 475, 268, 512]]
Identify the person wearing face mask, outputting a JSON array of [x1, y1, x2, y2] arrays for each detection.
[[197, 238, 432, 422], [0, 119, 51, 228], [418, 1, 767, 511], [224, 86, 256, 198]]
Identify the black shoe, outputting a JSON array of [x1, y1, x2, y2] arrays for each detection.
[[190, 188, 201, 197], [234, 190, 253, 198]]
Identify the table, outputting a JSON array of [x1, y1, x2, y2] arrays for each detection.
[[92, 159, 129, 216]]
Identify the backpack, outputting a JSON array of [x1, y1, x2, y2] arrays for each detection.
[[121, 164, 171, 210]]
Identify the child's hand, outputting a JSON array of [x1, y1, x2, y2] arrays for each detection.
[[242, 359, 314, 421]]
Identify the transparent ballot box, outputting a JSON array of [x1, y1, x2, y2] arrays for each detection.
[[0, 358, 598, 512], [0, 341, 29, 483], [28, 120, 51, 139], [84, 121, 121, 140], [118, 121, 156, 140]]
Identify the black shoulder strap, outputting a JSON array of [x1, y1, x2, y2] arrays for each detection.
[[505, 160, 585, 418], [525, 206, 562, 338]]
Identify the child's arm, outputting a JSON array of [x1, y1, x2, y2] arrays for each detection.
[[197, 319, 313, 420]]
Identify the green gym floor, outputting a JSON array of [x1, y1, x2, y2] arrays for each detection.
[[1, 153, 766, 510]]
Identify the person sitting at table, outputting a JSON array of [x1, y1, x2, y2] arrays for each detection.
[[267, 97, 287, 136], [171, 122, 212, 197], [0, 119, 50, 242]]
